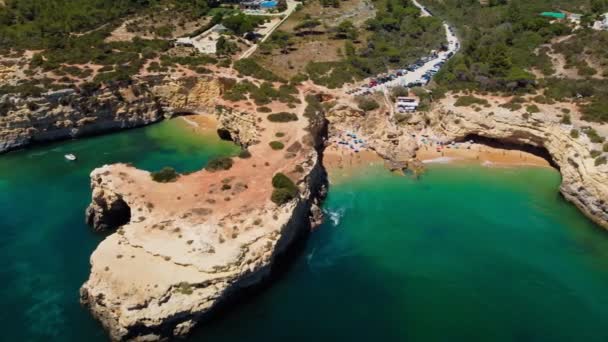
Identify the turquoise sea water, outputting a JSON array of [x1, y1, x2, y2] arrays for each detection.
[[2, 123, 608, 341], [0, 119, 239, 341]]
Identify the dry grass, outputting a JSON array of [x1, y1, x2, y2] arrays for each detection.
[[254, 0, 374, 79]]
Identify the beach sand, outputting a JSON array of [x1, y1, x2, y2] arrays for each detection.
[[324, 140, 551, 184], [324, 145, 385, 183], [416, 143, 551, 168]]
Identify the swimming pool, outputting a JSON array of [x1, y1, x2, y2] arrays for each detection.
[[260, 0, 277, 8]]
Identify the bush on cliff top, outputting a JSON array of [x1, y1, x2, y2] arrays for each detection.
[[267, 112, 298, 122], [271, 173, 298, 205], [269, 141, 285, 150], [356, 96, 380, 111], [151, 167, 179, 183], [206, 157, 233, 172]]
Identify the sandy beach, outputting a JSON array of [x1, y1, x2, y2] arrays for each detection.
[[324, 144, 385, 182], [324, 139, 551, 183], [415, 143, 551, 168]]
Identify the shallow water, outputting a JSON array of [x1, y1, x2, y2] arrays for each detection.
[[2, 124, 608, 341]]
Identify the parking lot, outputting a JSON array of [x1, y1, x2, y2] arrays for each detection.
[[349, 1, 460, 96]]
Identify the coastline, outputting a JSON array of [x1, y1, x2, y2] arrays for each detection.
[[416, 143, 551, 168], [323, 140, 552, 185]]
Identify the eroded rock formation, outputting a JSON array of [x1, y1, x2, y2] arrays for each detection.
[[80, 84, 328, 341], [0, 83, 164, 153], [432, 98, 608, 228]]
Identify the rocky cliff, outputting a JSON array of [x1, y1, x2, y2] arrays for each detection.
[[0, 84, 164, 153], [80, 85, 328, 341], [0, 76, 228, 154], [432, 96, 608, 229], [151, 77, 221, 115]]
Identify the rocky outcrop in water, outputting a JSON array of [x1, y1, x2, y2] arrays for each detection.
[[0, 83, 164, 153], [80, 83, 328, 341], [86, 186, 132, 232]]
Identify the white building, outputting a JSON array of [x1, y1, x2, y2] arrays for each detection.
[[395, 96, 419, 113]]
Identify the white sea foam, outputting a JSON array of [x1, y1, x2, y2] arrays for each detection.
[[324, 207, 345, 227], [422, 156, 454, 164]]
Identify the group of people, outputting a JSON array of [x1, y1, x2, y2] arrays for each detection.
[[332, 131, 368, 153]]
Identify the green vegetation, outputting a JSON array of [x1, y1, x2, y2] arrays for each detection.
[[427, 0, 571, 92], [584, 128, 605, 143], [151, 167, 179, 182], [553, 30, 608, 78], [561, 114, 572, 125], [216, 36, 239, 57], [238, 149, 252, 159], [454, 95, 489, 107], [0, 0, 222, 89], [221, 13, 268, 35], [234, 59, 283, 82], [590, 150, 601, 158], [570, 129, 580, 139], [526, 104, 540, 113], [223, 80, 298, 105], [206, 157, 234, 172], [269, 141, 285, 150], [267, 112, 299, 122], [271, 173, 298, 205], [176, 282, 194, 295], [596, 156, 607, 166], [356, 96, 380, 111], [304, 0, 444, 88]]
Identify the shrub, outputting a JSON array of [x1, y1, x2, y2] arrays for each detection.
[[454, 95, 489, 107], [176, 282, 193, 295], [584, 128, 605, 143], [238, 149, 252, 159], [526, 104, 540, 113], [257, 106, 272, 113], [269, 141, 285, 150], [267, 112, 298, 122], [570, 129, 580, 138], [561, 114, 571, 125], [275, 132, 286, 137], [590, 150, 601, 158], [271, 173, 298, 205], [234, 58, 282, 82], [603, 143, 608, 152], [356, 96, 380, 111], [151, 167, 179, 182], [391, 86, 409, 99], [206, 157, 233, 172], [596, 156, 607, 166]]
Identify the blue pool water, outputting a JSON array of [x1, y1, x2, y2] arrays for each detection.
[[261, 1, 278, 8]]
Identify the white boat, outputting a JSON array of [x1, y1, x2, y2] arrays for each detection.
[[64, 153, 77, 161]]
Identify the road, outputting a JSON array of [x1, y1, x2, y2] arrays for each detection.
[[351, 0, 459, 95], [239, 0, 300, 59]]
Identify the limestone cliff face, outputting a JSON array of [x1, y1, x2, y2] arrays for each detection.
[[326, 102, 418, 163], [151, 77, 221, 114], [215, 105, 260, 147], [432, 99, 608, 229], [0, 84, 163, 153]]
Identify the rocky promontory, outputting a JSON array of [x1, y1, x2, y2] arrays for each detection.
[[80, 82, 328, 340]]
